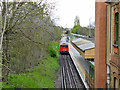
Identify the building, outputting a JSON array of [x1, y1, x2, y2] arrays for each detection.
[[95, 0, 107, 88], [95, 0, 120, 88], [106, 0, 120, 88]]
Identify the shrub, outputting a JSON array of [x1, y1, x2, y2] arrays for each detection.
[[71, 25, 80, 34], [47, 41, 59, 58]]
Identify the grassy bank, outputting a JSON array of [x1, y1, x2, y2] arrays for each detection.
[[0, 51, 2, 89], [2, 41, 60, 88]]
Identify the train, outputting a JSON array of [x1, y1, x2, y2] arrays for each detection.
[[59, 42, 69, 55], [60, 35, 69, 55]]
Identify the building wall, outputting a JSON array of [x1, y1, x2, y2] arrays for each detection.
[[106, 4, 111, 88], [110, 63, 120, 88], [119, 4, 120, 55], [106, 5, 111, 66], [95, 1, 107, 88], [111, 6, 115, 55], [95, 1, 120, 88], [109, 1, 120, 88]]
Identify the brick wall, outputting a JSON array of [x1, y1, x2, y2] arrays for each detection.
[[111, 6, 115, 54], [119, 2, 120, 55], [110, 62, 120, 88], [110, 2, 120, 88], [106, 5, 111, 66], [95, 1, 107, 88]]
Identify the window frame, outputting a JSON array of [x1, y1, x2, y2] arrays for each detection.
[[113, 8, 119, 54], [115, 12, 119, 45]]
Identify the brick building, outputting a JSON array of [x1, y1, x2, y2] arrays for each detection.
[[95, 0, 107, 88], [95, 0, 120, 88], [106, 0, 120, 88]]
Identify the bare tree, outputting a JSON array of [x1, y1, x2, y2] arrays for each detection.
[[74, 16, 80, 26], [0, 0, 61, 82]]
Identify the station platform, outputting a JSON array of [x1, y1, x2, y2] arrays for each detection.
[[69, 42, 89, 88]]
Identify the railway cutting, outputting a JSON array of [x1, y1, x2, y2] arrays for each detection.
[[57, 54, 85, 89]]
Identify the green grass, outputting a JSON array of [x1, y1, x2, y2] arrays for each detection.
[[2, 41, 60, 88], [0, 51, 2, 89]]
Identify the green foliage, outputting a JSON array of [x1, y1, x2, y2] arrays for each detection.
[[71, 25, 80, 34], [2, 42, 60, 88], [71, 24, 95, 36], [3, 2, 61, 74], [1, 1, 61, 83], [47, 41, 59, 58]]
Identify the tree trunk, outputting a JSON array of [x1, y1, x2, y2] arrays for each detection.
[[2, 33, 10, 82]]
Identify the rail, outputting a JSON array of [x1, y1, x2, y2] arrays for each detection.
[[60, 55, 85, 88]]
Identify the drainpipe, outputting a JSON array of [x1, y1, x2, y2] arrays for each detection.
[[105, 1, 112, 88], [107, 65, 110, 88]]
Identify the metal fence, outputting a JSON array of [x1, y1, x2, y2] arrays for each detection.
[[85, 70, 94, 89]]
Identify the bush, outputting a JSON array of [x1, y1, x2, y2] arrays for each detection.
[[2, 41, 60, 88], [71, 25, 80, 34], [49, 48, 57, 57], [47, 41, 59, 58]]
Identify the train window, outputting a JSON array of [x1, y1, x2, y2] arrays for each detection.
[[60, 45, 63, 48], [60, 45, 68, 48], [65, 45, 68, 48]]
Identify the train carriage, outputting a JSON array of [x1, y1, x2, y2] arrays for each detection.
[[59, 42, 69, 55]]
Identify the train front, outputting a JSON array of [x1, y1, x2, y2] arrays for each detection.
[[59, 44, 69, 55]]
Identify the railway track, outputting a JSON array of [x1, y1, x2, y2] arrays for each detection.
[[60, 54, 85, 89]]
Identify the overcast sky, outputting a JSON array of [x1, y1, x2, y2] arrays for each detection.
[[6, 0, 95, 28], [52, 0, 95, 28]]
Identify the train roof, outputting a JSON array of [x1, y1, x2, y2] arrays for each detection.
[[60, 42, 68, 45]]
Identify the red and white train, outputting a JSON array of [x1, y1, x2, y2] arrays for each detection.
[[59, 42, 69, 55]]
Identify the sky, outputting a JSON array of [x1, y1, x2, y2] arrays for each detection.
[[52, 0, 95, 28], [3, 0, 95, 28]]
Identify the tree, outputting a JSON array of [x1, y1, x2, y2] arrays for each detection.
[[0, 0, 60, 82], [74, 16, 80, 26]]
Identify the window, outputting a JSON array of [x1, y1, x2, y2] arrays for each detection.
[[115, 13, 119, 45], [60, 45, 68, 48], [114, 77, 118, 88], [114, 77, 116, 89], [113, 12, 119, 54], [119, 79, 120, 88]]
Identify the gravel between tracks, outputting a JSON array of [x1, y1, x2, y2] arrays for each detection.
[[55, 54, 85, 89]]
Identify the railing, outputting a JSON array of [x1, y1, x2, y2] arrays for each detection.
[[85, 70, 94, 89]]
